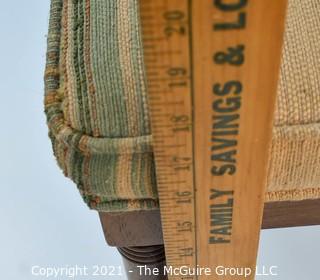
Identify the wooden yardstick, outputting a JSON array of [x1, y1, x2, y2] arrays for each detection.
[[140, 1, 287, 279]]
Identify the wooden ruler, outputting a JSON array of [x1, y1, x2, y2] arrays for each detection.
[[140, 1, 287, 279]]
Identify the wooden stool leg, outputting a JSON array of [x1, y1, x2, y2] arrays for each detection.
[[118, 246, 167, 280]]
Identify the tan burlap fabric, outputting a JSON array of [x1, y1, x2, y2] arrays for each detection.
[[266, 0, 320, 201], [45, 0, 320, 212]]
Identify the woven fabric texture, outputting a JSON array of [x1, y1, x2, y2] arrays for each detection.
[[267, 0, 320, 201], [44, 0, 320, 212], [45, 0, 158, 211]]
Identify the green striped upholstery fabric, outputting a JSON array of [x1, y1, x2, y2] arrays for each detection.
[[44, 0, 158, 212], [45, 0, 320, 212]]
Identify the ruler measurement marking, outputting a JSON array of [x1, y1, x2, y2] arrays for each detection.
[[143, 44, 156, 49], [147, 91, 169, 95], [147, 77, 190, 83], [156, 145, 187, 150], [144, 50, 183, 56], [142, 37, 167, 42], [139, 0, 287, 278], [149, 113, 171, 118], [146, 65, 171, 70], [187, 1, 198, 275], [146, 83, 161, 88], [150, 101, 185, 106], [151, 135, 175, 140], [145, 72, 162, 77], [140, 16, 154, 21], [158, 180, 187, 185]]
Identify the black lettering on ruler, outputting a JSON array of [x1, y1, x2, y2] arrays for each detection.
[[209, 189, 234, 244], [214, 45, 245, 66], [211, 81, 242, 176], [209, 1, 247, 244], [213, 0, 247, 30], [180, 248, 194, 257], [176, 191, 192, 204], [163, 10, 186, 37], [177, 221, 193, 232]]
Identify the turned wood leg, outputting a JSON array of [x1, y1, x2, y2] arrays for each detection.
[[118, 246, 167, 280]]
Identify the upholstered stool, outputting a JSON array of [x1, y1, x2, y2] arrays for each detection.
[[44, 0, 320, 278]]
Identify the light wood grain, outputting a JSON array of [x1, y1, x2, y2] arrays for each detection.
[[140, 1, 287, 279], [140, 1, 196, 276]]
